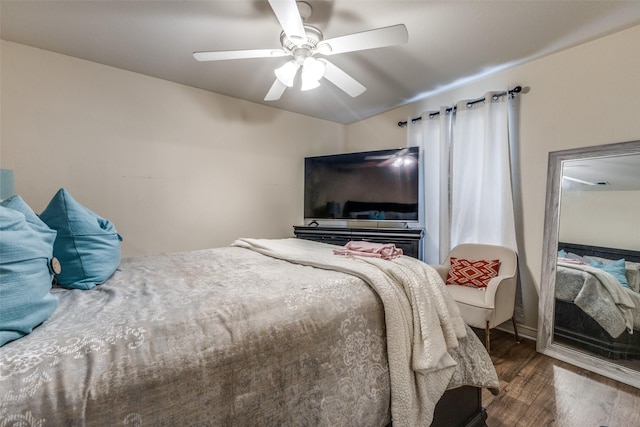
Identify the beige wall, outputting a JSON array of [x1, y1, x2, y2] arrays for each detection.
[[0, 41, 345, 257], [559, 190, 640, 251], [345, 25, 640, 331]]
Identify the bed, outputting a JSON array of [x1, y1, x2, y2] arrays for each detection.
[[0, 237, 499, 426], [554, 242, 640, 359]]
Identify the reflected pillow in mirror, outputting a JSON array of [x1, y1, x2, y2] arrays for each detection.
[[446, 257, 500, 288], [558, 250, 589, 265], [565, 252, 590, 264], [588, 257, 629, 289]]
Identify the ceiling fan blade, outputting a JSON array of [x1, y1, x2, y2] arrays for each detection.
[[563, 176, 598, 186], [317, 24, 408, 55], [264, 79, 288, 101], [193, 49, 287, 62], [268, 0, 306, 42], [322, 60, 366, 98]]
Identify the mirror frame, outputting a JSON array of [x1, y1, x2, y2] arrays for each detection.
[[537, 139, 640, 388]]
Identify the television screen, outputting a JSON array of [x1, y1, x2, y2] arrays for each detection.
[[304, 146, 420, 222]]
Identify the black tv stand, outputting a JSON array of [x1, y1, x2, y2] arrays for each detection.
[[293, 226, 424, 260]]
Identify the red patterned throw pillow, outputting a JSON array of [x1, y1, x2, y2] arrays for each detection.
[[446, 257, 501, 288]]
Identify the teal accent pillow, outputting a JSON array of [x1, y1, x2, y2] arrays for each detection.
[[0, 200, 59, 347], [40, 189, 123, 290], [1, 194, 44, 224], [588, 257, 629, 289]]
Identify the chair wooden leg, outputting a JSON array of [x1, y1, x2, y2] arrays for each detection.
[[485, 321, 490, 353], [512, 316, 521, 344]]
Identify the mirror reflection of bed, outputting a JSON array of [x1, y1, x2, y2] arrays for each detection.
[[554, 242, 640, 371]]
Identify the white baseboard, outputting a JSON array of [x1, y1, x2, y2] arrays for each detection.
[[496, 323, 537, 342]]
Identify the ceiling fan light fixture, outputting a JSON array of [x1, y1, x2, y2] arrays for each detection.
[[301, 78, 321, 91], [300, 57, 325, 91], [274, 60, 299, 87]]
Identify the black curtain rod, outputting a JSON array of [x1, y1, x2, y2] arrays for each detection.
[[397, 86, 522, 128]]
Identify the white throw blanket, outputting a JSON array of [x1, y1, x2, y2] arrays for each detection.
[[232, 238, 467, 427]]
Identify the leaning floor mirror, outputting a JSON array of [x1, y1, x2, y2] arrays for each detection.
[[537, 139, 640, 388]]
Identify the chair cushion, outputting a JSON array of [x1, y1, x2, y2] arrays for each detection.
[[446, 283, 484, 304], [448, 283, 512, 328], [446, 257, 500, 288], [40, 188, 122, 290]]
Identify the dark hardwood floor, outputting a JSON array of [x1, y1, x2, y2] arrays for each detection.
[[479, 329, 640, 427]]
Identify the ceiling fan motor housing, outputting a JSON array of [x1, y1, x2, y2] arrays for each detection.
[[281, 25, 323, 54]]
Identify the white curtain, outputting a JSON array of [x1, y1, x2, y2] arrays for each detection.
[[450, 93, 517, 251], [408, 91, 518, 260], [407, 107, 451, 263]]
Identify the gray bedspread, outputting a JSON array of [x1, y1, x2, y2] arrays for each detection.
[[556, 262, 639, 337], [1, 241, 498, 426]]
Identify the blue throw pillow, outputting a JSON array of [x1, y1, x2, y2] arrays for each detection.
[[0, 201, 59, 347], [1, 194, 44, 225], [39, 188, 123, 290], [589, 257, 629, 289]]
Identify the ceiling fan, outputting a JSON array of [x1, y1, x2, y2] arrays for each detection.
[[193, 0, 408, 101]]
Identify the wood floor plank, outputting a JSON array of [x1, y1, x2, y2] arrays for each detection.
[[479, 328, 640, 427], [486, 356, 555, 426], [475, 328, 537, 383], [609, 386, 640, 426]]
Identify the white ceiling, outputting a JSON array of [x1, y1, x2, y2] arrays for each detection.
[[2, 1, 640, 124], [563, 154, 640, 192]]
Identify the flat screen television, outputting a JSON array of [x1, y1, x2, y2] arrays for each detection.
[[304, 146, 420, 224]]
